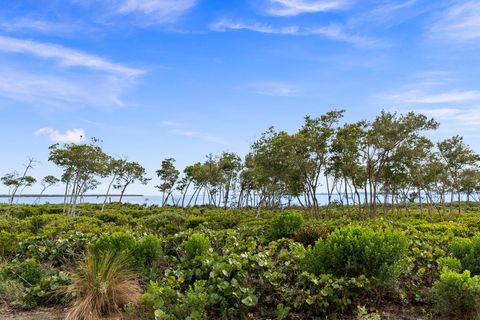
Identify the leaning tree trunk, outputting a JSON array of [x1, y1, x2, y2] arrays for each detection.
[[256, 192, 269, 218], [102, 174, 117, 212]]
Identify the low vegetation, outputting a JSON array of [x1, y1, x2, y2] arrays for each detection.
[[1, 203, 480, 319]]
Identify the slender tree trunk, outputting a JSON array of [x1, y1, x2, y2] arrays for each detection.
[[10, 158, 35, 204], [256, 192, 268, 218], [450, 189, 454, 217], [63, 180, 70, 214], [383, 190, 388, 218], [102, 174, 117, 212], [186, 186, 199, 207], [119, 183, 129, 203], [237, 187, 244, 209], [418, 188, 423, 219], [458, 191, 461, 215], [181, 181, 191, 207]]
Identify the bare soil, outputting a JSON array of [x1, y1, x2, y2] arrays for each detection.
[[0, 307, 66, 320]]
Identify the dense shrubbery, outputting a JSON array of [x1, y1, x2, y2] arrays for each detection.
[[304, 226, 409, 284], [184, 233, 211, 260], [450, 235, 480, 275], [1, 204, 480, 319], [294, 222, 330, 246], [90, 232, 163, 276], [270, 211, 304, 239], [432, 269, 480, 319], [0, 258, 70, 309]]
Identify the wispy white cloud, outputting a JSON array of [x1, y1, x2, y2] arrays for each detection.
[[370, 0, 419, 16], [211, 19, 387, 48], [414, 107, 480, 126], [308, 24, 388, 47], [0, 18, 84, 34], [245, 82, 300, 97], [379, 70, 480, 129], [348, 0, 429, 28], [35, 127, 86, 143], [73, 0, 198, 25], [0, 68, 130, 110], [381, 89, 480, 104], [429, 1, 480, 41], [0, 35, 143, 109], [212, 19, 299, 34], [117, 0, 197, 21], [0, 35, 143, 77], [263, 0, 352, 16]]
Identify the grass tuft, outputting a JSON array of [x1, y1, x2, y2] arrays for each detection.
[[65, 250, 141, 320]]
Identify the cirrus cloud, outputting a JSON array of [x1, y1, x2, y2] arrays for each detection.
[[35, 127, 86, 143], [263, 0, 353, 16], [0, 35, 143, 77], [429, 1, 480, 41], [211, 19, 388, 48]]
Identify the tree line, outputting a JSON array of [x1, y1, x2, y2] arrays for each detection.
[[2, 110, 480, 217]]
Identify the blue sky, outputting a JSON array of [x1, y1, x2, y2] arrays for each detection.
[[1, 0, 480, 195]]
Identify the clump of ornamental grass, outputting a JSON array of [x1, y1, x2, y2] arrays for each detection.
[[65, 250, 141, 320]]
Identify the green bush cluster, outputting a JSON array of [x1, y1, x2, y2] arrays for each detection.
[[0, 230, 19, 257], [184, 233, 211, 260], [293, 222, 329, 246], [270, 211, 304, 239], [304, 226, 409, 284], [432, 269, 480, 319], [450, 235, 480, 275], [89, 232, 163, 276], [19, 232, 94, 267], [141, 212, 187, 235], [143, 280, 208, 320], [0, 258, 70, 309]]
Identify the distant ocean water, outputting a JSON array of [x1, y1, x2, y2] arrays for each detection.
[[0, 193, 477, 206], [0, 194, 334, 206], [0, 195, 158, 205]]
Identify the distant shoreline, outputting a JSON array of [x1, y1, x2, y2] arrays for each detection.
[[0, 194, 144, 198]]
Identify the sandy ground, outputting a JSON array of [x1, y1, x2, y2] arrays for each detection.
[[0, 307, 66, 320]]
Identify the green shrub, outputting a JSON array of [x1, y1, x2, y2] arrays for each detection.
[[184, 233, 211, 260], [0, 279, 25, 305], [0, 259, 70, 310], [438, 256, 462, 273], [143, 280, 208, 320], [186, 214, 206, 228], [89, 232, 137, 258], [0, 258, 44, 286], [90, 232, 163, 274], [25, 214, 64, 233], [0, 230, 18, 257], [41, 216, 104, 236], [133, 234, 163, 273], [288, 272, 369, 317], [141, 212, 187, 235], [270, 212, 304, 239], [294, 223, 329, 246], [450, 236, 480, 275], [304, 226, 409, 284], [20, 232, 94, 267], [432, 269, 480, 319], [94, 211, 133, 225]]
